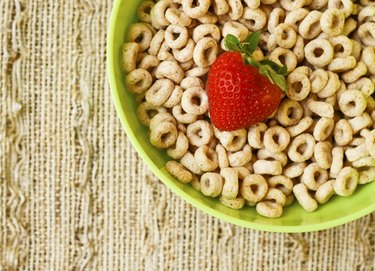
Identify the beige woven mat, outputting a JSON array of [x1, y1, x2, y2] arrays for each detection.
[[1, 1, 375, 270]]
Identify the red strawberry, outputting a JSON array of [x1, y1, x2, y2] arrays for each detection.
[[206, 32, 287, 131]]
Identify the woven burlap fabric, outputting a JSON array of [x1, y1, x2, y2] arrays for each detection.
[[1, 1, 375, 270]]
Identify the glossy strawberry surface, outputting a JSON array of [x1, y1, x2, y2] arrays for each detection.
[[206, 52, 283, 131]]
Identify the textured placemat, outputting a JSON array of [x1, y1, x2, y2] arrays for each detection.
[[1, 1, 374, 270]]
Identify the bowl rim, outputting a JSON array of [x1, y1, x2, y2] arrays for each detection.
[[107, 0, 375, 233]]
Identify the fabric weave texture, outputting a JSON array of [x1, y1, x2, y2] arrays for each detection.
[[1, 1, 374, 270]]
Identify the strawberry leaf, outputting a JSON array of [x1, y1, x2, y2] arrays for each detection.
[[224, 34, 241, 52], [259, 59, 287, 75], [279, 65, 288, 75], [243, 54, 259, 68], [266, 69, 287, 92], [270, 73, 287, 92], [224, 32, 288, 92], [240, 31, 261, 54]]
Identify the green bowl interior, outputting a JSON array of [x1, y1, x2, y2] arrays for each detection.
[[108, 0, 375, 232]]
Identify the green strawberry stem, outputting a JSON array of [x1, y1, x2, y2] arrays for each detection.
[[224, 32, 288, 92]]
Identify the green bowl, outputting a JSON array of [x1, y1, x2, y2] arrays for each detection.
[[107, 0, 375, 232]]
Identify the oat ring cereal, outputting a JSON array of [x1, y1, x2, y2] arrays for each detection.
[[304, 39, 334, 67], [181, 86, 209, 115], [240, 7, 267, 32], [122, 0, 375, 218], [146, 78, 174, 106], [298, 10, 322, 40], [263, 126, 290, 153]]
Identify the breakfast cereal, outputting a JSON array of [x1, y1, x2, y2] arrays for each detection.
[[122, 0, 375, 218]]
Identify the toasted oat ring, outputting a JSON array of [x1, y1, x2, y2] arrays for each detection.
[[288, 133, 316, 162], [228, 144, 252, 167], [155, 61, 184, 84], [269, 48, 297, 73], [316, 71, 340, 98], [219, 196, 245, 209], [309, 0, 328, 9], [167, 132, 189, 159], [342, 62, 368, 84], [182, 0, 210, 19], [180, 152, 203, 175], [256, 188, 286, 218], [306, 99, 334, 118], [181, 87, 209, 115], [172, 105, 197, 124], [274, 23, 297, 49], [200, 173, 223, 197], [137, 1, 155, 23], [349, 113, 373, 135], [212, 0, 229, 15], [358, 22, 375, 47], [315, 180, 334, 204], [166, 161, 192, 183], [186, 120, 213, 147], [285, 8, 309, 32], [122, 42, 139, 73], [286, 72, 311, 101], [165, 7, 192, 26], [222, 21, 249, 42], [293, 183, 318, 212], [150, 122, 178, 149], [280, 0, 308, 11], [329, 35, 353, 57], [247, 123, 267, 149], [313, 117, 334, 141], [310, 69, 328, 93], [320, 8, 345, 36], [221, 168, 239, 199], [283, 162, 307, 179], [137, 102, 167, 126], [164, 25, 189, 49], [361, 47, 375, 74], [192, 24, 221, 43], [301, 163, 328, 191], [263, 126, 290, 153], [216, 128, 247, 152], [257, 149, 288, 167], [327, 56, 356, 73], [149, 112, 176, 131], [128, 23, 153, 51], [359, 168, 375, 185], [195, 145, 219, 172], [240, 7, 267, 32], [193, 37, 218, 67], [172, 39, 195, 63], [216, 144, 229, 169], [333, 119, 353, 146], [338, 90, 367, 117], [314, 141, 333, 169], [328, 0, 353, 18], [267, 8, 285, 33], [267, 175, 293, 196], [227, 0, 244, 20], [146, 79, 174, 106], [304, 39, 334, 67], [287, 116, 313, 137], [253, 160, 283, 175], [151, 0, 176, 28], [348, 78, 375, 98], [334, 167, 359, 196], [299, 10, 322, 40], [125, 69, 153, 94], [163, 86, 183, 108]]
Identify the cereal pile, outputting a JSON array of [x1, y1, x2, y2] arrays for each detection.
[[122, 0, 375, 218]]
